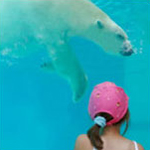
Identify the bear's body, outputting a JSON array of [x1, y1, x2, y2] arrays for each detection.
[[0, 0, 132, 101]]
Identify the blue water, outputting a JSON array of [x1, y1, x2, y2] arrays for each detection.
[[0, 0, 150, 150]]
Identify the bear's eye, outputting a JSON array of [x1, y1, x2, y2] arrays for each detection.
[[96, 20, 104, 29], [117, 34, 125, 40]]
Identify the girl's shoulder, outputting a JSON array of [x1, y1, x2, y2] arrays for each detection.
[[74, 134, 93, 150], [77, 134, 88, 139], [132, 141, 144, 150], [117, 137, 144, 150]]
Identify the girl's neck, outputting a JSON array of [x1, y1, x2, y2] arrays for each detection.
[[102, 125, 121, 137]]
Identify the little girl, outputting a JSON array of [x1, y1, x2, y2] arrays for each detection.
[[74, 82, 144, 150]]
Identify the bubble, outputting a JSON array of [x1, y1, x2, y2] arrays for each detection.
[[1, 48, 12, 56]]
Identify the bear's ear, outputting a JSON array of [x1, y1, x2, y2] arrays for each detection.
[[96, 20, 104, 29]]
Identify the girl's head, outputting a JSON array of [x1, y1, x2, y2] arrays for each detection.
[[87, 82, 129, 150]]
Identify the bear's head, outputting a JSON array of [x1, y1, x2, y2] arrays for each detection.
[[82, 13, 133, 56]]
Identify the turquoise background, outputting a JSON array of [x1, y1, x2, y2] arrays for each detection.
[[0, 0, 150, 150]]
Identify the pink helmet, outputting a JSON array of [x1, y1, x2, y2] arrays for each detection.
[[88, 82, 129, 126]]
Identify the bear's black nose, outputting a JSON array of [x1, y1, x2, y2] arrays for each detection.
[[120, 49, 133, 56]]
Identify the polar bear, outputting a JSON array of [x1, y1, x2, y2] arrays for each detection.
[[0, 0, 133, 102]]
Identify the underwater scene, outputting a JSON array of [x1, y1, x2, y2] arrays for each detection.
[[0, 0, 150, 150]]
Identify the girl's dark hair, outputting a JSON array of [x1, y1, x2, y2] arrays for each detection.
[[87, 109, 130, 150]]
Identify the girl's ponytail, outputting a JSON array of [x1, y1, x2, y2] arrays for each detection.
[[87, 124, 103, 150], [87, 113, 113, 150]]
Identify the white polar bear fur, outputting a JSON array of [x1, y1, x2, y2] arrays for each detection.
[[0, 0, 132, 102]]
